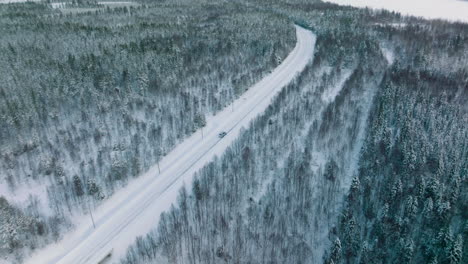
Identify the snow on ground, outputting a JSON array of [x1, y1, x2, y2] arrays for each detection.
[[324, 0, 468, 23], [24, 26, 316, 264], [0, 178, 51, 216], [50, 2, 66, 8], [50, 1, 138, 13], [380, 46, 395, 65], [98, 1, 136, 5], [373, 22, 407, 28], [321, 69, 353, 103]]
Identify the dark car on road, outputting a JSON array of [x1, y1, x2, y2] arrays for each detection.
[[218, 132, 227, 138]]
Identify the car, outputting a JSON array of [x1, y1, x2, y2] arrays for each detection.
[[218, 132, 227, 138]]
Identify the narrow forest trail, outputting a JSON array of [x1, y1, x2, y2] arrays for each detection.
[[25, 25, 316, 264]]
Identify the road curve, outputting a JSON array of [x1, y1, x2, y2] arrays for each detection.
[[27, 25, 316, 264]]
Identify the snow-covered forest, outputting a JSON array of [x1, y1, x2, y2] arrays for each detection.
[[120, 1, 467, 264], [0, 0, 295, 262], [324, 17, 468, 264], [1, 0, 467, 263]]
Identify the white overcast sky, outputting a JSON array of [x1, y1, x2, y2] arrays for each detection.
[[325, 0, 468, 23]]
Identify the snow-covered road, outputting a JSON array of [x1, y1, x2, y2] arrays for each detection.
[[26, 25, 316, 264]]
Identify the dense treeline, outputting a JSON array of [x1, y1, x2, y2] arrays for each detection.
[[0, 1, 295, 261], [323, 7, 468, 264], [325, 48, 468, 264], [121, 1, 467, 264]]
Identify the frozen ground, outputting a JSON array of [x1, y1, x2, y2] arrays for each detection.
[[325, 0, 468, 23], [23, 26, 316, 264]]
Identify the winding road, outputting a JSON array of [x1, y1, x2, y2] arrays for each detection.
[[26, 25, 316, 264]]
